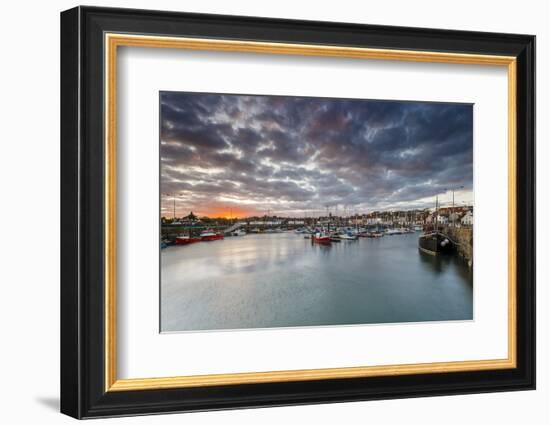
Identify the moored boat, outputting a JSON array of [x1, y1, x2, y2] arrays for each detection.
[[200, 230, 225, 241], [338, 232, 358, 241], [312, 232, 331, 244], [418, 231, 454, 255], [231, 229, 246, 236], [363, 231, 384, 238], [175, 235, 201, 245]]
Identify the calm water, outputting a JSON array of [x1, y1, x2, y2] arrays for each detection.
[[161, 232, 473, 332]]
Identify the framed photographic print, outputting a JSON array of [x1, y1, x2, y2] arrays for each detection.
[[60, 6, 535, 419]]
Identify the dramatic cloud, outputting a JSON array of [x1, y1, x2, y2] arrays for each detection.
[[160, 92, 473, 218]]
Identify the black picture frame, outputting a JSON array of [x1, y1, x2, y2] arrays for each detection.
[[61, 6, 535, 419]]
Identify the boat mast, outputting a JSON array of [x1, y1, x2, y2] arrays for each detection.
[[435, 195, 439, 232]]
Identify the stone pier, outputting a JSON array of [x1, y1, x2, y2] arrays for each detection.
[[444, 226, 473, 267]]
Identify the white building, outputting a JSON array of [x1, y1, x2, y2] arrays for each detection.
[[461, 211, 474, 226], [436, 215, 449, 224]]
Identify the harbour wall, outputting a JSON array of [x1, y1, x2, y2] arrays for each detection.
[[444, 226, 473, 267]]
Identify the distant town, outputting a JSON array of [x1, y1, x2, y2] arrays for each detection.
[[162, 206, 474, 228]]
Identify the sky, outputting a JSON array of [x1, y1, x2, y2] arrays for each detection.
[[160, 92, 473, 218]]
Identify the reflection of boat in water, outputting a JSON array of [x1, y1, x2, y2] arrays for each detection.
[[418, 231, 454, 255], [175, 235, 201, 245], [200, 230, 225, 241]]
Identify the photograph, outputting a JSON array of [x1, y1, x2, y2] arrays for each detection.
[[159, 92, 474, 332]]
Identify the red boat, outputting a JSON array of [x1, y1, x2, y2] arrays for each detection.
[[200, 230, 225, 241], [312, 232, 331, 245], [175, 235, 201, 245]]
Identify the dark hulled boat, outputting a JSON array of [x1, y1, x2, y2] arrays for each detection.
[[418, 231, 455, 256]]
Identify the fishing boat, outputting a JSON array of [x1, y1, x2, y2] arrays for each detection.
[[175, 235, 201, 245], [200, 230, 224, 241], [312, 232, 331, 244], [418, 231, 454, 255], [418, 195, 454, 255], [231, 229, 246, 236]]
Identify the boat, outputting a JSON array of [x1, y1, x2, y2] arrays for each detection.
[[312, 232, 331, 244], [418, 231, 455, 255], [200, 230, 225, 241], [175, 235, 201, 245], [363, 231, 384, 238], [339, 232, 358, 241], [231, 229, 246, 236]]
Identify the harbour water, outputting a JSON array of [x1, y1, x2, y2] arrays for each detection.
[[161, 232, 473, 332]]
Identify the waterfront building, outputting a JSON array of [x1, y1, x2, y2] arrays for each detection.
[[437, 214, 449, 224], [461, 211, 474, 226]]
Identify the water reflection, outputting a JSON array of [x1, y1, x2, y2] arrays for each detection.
[[161, 232, 473, 332]]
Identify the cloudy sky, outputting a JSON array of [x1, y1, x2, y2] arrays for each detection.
[[160, 92, 473, 218]]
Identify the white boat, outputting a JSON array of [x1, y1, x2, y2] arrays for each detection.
[[231, 229, 246, 236], [339, 232, 358, 241]]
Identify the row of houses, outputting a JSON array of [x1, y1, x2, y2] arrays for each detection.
[[345, 207, 473, 227], [162, 208, 474, 227]]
